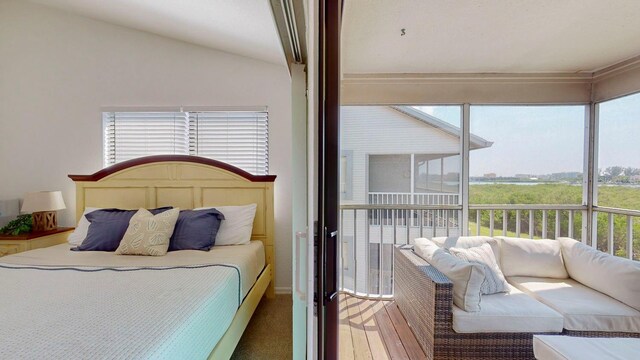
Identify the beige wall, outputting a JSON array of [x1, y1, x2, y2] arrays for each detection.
[[0, 0, 293, 291]]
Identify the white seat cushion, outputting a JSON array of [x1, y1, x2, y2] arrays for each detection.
[[534, 335, 640, 360], [452, 284, 563, 333], [558, 237, 640, 311], [509, 276, 640, 333]]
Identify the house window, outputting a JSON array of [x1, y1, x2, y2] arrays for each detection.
[[103, 109, 269, 175], [340, 150, 354, 200]]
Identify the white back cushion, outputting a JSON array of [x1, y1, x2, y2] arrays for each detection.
[[558, 237, 640, 311], [432, 236, 501, 266], [414, 238, 485, 312], [497, 237, 568, 278], [67, 207, 99, 246], [196, 204, 257, 245]]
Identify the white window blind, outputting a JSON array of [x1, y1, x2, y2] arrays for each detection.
[[103, 109, 268, 175], [189, 111, 269, 175]]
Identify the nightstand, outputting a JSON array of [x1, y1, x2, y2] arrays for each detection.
[[0, 227, 74, 257]]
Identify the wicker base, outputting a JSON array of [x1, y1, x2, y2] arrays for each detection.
[[562, 329, 640, 338]]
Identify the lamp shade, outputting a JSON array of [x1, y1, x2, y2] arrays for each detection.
[[21, 191, 66, 213]]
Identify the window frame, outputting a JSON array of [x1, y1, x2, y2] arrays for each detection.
[[101, 106, 269, 175]]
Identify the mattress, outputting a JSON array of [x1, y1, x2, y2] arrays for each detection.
[[0, 241, 266, 360]]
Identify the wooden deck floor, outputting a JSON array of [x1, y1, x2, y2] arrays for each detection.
[[339, 294, 427, 360]]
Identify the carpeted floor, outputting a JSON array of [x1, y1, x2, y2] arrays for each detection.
[[230, 294, 293, 360]]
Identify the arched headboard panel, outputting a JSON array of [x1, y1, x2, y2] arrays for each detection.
[[68, 155, 276, 297]]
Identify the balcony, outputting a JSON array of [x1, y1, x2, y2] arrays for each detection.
[[339, 195, 640, 299]]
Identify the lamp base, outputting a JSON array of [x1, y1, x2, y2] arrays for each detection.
[[32, 211, 57, 232]]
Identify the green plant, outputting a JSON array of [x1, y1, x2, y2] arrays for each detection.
[[0, 214, 33, 235]]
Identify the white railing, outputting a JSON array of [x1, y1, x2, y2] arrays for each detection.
[[593, 206, 640, 260], [339, 203, 640, 299], [368, 192, 459, 226]]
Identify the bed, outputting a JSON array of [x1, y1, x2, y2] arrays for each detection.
[[0, 155, 276, 360]]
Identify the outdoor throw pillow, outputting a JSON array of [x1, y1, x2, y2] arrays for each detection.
[[449, 243, 510, 295], [115, 208, 180, 256]]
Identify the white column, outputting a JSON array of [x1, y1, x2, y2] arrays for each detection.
[[461, 104, 470, 236]]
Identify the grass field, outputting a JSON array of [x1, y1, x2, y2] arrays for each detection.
[[468, 183, 639, 259]]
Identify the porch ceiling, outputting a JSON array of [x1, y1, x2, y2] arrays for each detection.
[[342, 0, 640, 74]]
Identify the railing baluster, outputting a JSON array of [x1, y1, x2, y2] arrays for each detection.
[[529, 210, 534, 239], [446, 210, 450, 237], [627, 216, 634, 260], [516, 209, 521, 238], [568, 210, 574, 238], [476, 209, 481, 236], [365, 209, 370, 297], [489, 210, 494, 237], [340, 209, 344, 291], [353, 210, 357, 296], [542, 210, 548, 238], [420, 209, 424, 237], [406, 210, 410, 244], [608, 213, 614, 255], [502, 210, 508, 236], [432, 210, 436, 239], [379, 209, 383, 297], [391, 209, 397, 296], [555, 210, 561, 239]]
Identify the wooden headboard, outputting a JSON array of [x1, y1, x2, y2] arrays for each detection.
[[68, 155, 276, 297]]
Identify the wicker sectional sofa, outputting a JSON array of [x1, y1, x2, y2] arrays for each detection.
[[394, 237, 640, 360]]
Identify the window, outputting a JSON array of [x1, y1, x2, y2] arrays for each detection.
[[103, 109, 268, 175], [340, 151, 353, 200], [596, 93, 640, 259], [469, 105, 586, 238]]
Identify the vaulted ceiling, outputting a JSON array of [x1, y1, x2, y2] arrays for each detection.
[[28, 0, 285, 65], [342, 0, 640, 74]]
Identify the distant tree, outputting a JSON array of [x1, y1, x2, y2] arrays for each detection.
[[606, 166, 625, 177]]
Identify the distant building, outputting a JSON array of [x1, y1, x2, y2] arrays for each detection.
[[515, 174, 535, 179], [483, 173, 497, 178]]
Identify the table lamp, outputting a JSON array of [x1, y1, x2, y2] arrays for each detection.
[[21, 191, 66, 232]]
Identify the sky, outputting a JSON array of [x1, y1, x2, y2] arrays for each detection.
[[413, 93, 640, 177]]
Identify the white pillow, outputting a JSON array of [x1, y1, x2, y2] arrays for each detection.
[[449, 243, 509, 295], [414, 238, 485, 312], [497, 237, 568, 279], [432, 236, 502, 266], [67, 207, 100, 246], [196, 204, 257, 245], [558, 237, 640, 311]]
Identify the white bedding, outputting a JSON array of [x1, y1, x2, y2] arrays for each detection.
[[0, 241, 266, 360]]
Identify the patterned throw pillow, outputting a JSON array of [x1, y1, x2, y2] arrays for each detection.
[[449, 243, 510, 295], [115, 208, 180, 256]]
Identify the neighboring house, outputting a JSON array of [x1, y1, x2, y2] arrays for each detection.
[[340, 106, 492, 206], [339, 106, 493, 295]]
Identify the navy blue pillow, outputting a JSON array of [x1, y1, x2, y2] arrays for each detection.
[[169, 209, 225, 251], [72, 207, 173, 252]]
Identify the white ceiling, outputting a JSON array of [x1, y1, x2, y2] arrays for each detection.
[[342, 0, 640, 74], [29, 0, 285, 65]]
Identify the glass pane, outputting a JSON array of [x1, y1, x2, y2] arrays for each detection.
[[470, 105, 585, 205], [469, 105, 586, 239], [597, 92, 640, 260]]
